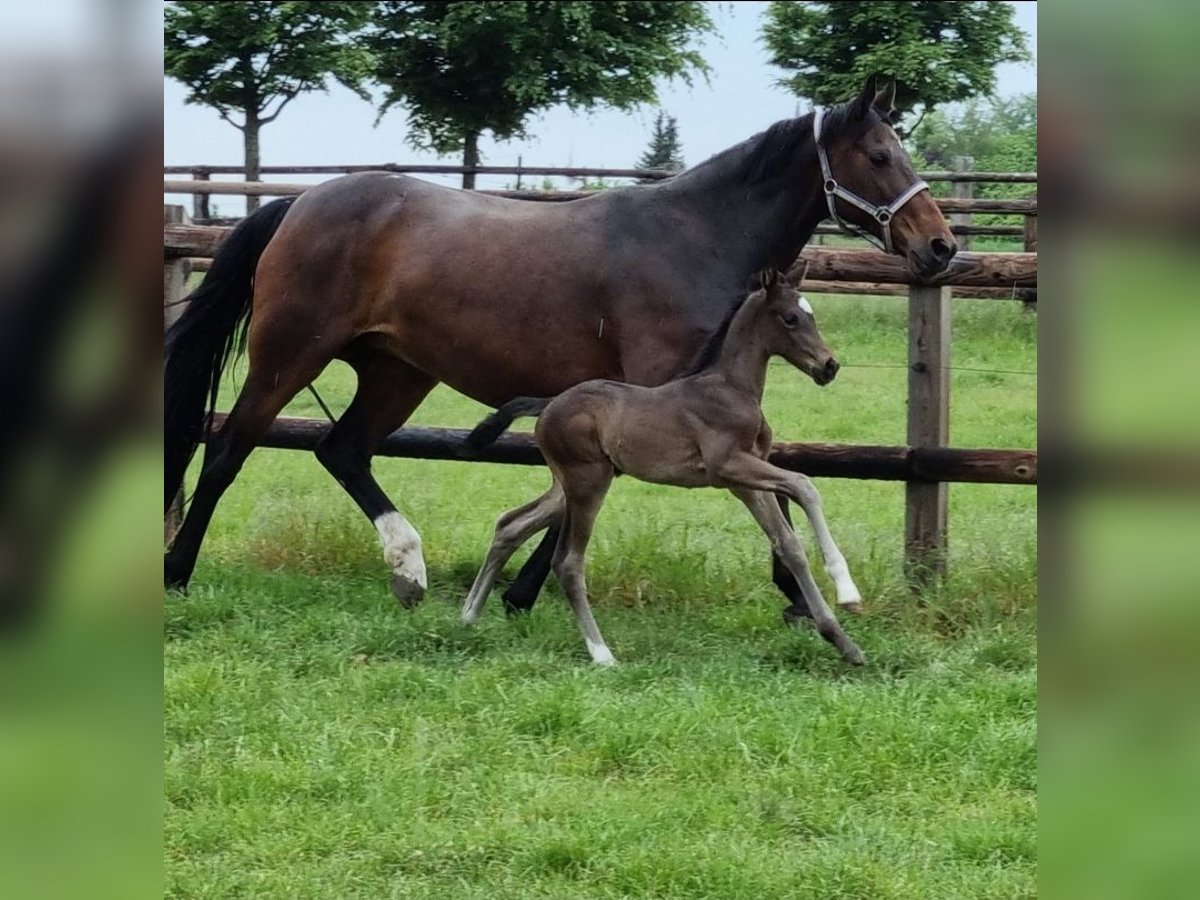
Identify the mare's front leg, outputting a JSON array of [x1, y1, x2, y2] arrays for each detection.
[[729, 488, 864, 666]]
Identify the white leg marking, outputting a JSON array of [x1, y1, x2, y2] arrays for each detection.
[[586, 638, 617, 667], [825, 553, 862, 607], [374, 511, 427, 589]]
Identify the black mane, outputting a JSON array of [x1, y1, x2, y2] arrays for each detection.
[[669, 100, 865, 191]]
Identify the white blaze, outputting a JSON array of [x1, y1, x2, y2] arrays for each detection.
[[798, 295, 814, 315], [374, 512, 427, 589]]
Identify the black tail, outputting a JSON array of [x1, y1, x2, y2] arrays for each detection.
[[464, 397, 554, 453], [164, 197, 295, 513]]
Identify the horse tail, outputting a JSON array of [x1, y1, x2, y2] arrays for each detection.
[[164, 197, 296, 512], [464, 397, 554, 452]]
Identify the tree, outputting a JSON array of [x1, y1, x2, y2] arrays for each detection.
[[164, 2, 372, 212], [761, 2, 1029, 128], [637, 111, 685, 181], [365, 2, 712, 188]]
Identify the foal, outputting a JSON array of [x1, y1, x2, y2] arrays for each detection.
[[461, 270, 865, 666]]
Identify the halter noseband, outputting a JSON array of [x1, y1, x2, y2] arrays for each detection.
[[813, 108, 929, 254]]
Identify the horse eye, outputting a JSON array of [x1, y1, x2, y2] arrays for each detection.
[[780, 313, 800, 329], [869, 150, 891, 168]]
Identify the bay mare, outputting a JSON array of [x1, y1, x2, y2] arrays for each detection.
[[164, 76, 956, 614], [461, 269, 867, 666]]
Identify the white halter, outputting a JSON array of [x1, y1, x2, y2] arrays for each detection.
[[813, 108, 929, 254]]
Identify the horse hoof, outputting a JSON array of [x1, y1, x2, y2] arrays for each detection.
[[838, 600, 865, 616], [391, 573, 425, 609], [164, 558, 190, 594], [844, 645, 866, 666]]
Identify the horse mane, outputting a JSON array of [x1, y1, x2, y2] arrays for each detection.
[[670, 99, 865, 190]]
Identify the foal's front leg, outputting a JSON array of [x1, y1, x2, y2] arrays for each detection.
[[719, 455, 863, 613], [729, 488, 864, 665]]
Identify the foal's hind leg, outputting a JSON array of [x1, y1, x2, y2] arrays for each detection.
[[500, 524, 559, 616], [314, 351, 436, 607], [773, 496, 814, 622], [729, 488, 864, 665], [461, 483, 564, 624], [552, 468, 616, 666]]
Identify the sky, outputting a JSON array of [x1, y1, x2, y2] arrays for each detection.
[[164, 1, 1037, 202]]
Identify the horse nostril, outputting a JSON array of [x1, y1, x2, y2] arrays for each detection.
[[825, 357, 840, 377], [931, 237, 957, 262]]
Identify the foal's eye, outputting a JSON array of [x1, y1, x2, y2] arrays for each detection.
[[869, 150, 891, 168], [780, 313, 800, 329]]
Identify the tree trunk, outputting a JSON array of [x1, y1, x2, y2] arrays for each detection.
[[244, 110, 261, 215], [461, 129, 480, 190]]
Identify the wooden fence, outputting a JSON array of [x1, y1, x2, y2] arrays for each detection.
[[164, 192, 1036, 579]]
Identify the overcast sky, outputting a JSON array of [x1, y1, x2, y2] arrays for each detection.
[[164, 1, 1036, 199]]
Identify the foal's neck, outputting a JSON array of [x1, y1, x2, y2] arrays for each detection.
[[712, 304, 772, 400]]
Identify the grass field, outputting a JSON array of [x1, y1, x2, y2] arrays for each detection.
[[165, 294, 1036, 898]]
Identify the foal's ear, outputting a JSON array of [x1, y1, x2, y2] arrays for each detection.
[[759, 268, 778, 289]]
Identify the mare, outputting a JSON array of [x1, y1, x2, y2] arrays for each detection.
[[164, 76, 955, 615], [460, 269, 865, 665]]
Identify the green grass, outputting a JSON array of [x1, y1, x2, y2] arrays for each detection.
[[166, 295, 1036, 898]]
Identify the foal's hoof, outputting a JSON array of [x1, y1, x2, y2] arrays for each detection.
[[843, 645, 867, 667], [391, 573, 425, 609], [838, 600, 865, 616]]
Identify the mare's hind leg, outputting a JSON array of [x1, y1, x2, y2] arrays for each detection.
[[501, 524, 559, 616], [461, 483, 564, 624], [551, 467, 616, 666], [729, 488, 864, 665], [165, 352, 330, 591], [313, 351, 436, 607]]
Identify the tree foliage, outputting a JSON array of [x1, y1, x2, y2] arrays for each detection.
[[164, 1, 372, 209], [910, 93, 1037, 176], [762, 2, 1030, 120], [637, 111, 685, 179], [365, 1, 712, 186]]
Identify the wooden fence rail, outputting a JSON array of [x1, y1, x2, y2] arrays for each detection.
[[214, 414, 1036, 485], [165, 162, 1038, 183], [163, 179, 1037, 217], [164, 223, 1037, 290]]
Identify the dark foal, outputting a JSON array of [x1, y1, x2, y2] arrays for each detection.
[[462, 270, 864, 666]]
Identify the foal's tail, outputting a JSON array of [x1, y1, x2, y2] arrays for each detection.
[[464, 397, 554, 452], [164, 197, 296, 513]]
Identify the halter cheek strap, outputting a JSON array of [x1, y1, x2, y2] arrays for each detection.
[[813, 108, 929, 254]]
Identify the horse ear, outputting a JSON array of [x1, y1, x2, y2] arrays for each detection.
[[873, 78, 897, 116], [851, 73, 878, 120], [760, 268, 777, 289]]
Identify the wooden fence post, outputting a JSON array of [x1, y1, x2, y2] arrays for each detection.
[[905, 284, 951, 583], [192, 168, 211, 221], [164, 205, 192, 545], [951, 156, 974, 251]]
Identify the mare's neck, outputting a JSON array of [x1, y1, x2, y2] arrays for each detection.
[[713, 303, 771, 401], [661, 115, 829, 273]]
